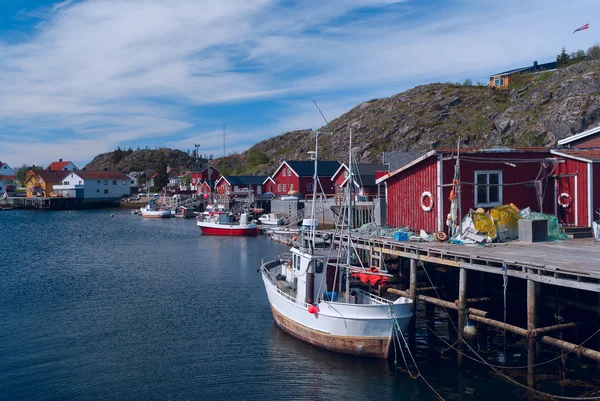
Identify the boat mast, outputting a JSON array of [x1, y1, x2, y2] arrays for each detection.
[[346, 128, 352, 302], [311, 130, 319, 251]]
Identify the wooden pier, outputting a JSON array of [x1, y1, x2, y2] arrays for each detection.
[[317, 230, 600, 391]]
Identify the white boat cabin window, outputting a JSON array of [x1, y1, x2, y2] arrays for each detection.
[[294, 254, 300, 270], [475, 170, 502, 207]]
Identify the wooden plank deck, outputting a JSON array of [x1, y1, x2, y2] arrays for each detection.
[[320, 231, 600, 293]]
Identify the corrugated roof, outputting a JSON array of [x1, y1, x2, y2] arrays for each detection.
[[29, 169, 70, 182], [551, 149, 600, 162], [286, 160, 341, 177], [222, 176, 269, 185], [382, 152, 426, 171], [557, 125, 600, 146], [73, 171, 130, 180], [490, 61, 557, 77]]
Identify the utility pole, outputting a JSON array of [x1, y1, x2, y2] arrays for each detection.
[[194, 144, 200, 162], [223, 123, 226, 157]]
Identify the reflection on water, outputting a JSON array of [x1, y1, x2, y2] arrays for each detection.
[[0, 210, 556, 401]]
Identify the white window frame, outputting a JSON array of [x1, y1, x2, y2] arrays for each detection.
[[474, 170, 503, 207], [283, 184, 287, 192], [277, 184, 282, 192]]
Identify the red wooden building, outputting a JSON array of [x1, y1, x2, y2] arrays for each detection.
[[377, 148, 562, 233], [191, 166, 221, 192], [330, 163, 387, 199], [266, 160, 341, 197], [378, 126, 600, 232]]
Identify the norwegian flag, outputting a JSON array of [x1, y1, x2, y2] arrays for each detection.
[[573, 23, 589, 33]]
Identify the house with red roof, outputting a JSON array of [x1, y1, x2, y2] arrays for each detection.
[[46, 159, 78, 171], [53, 171, 131, 200], [0, 161, 16, 195], [24, 169, 70, 197]]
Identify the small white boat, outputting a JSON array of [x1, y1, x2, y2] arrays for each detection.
[[140, 201, 172, 218], [202, 204, 229, 218], [258, 213, 284, 226]]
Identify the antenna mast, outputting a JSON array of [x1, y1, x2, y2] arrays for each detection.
[[223, 123, 226, 157]]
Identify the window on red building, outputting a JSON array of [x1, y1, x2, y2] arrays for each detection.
[[475, 171, 502, 207]]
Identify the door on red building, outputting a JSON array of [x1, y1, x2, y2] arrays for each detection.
[[555, 176, 576, 226]]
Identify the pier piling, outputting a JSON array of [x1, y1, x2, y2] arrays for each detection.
[[457, 268, 468, 368], [527, 278, 537, 389]]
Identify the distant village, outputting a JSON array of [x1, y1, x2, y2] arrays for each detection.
[[1, 119, 600, 234]]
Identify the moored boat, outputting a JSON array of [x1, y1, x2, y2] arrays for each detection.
[[259, 129, 413, 358], [140, 201, 172, 218], [258, 213, 284, 226], [197, 213, 258, 236]]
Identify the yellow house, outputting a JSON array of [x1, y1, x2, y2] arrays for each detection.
[[489, 61, 557, 89], [24, 169, 70, 197]]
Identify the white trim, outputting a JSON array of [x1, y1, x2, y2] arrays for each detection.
[[263, 176, 276, 185], [557, 125, 600, 146], [554, 178, 558, 218], [550, 149, 594, 163], [376, 150, 437, 184], [588, 163, 593, 227], [474, 170, 503, 207], [272, 161, 299, 179], [331, 163, 348, 182], [437, 156, 443, 232], [575, 175, 579, 226], [215, 176, 230, 187]]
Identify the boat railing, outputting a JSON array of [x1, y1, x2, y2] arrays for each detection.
[[260, 253, 292, 283], [359, 289, 393, 305], [261, 254, 307, 308]]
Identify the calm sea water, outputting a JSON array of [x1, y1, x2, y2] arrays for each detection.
[[0, 210, 519, 401]]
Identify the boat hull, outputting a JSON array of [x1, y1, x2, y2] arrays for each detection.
[[140, 211, 172, 218], [197, 222, 258, 236], [270, 305, 390, 358], [261, 271, 412, 358]]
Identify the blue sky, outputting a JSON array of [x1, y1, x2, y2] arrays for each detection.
[[0, 0, 598, 167]]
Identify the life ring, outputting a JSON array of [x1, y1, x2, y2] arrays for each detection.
[[421, 191, 434, 212], [558, 193, 572, 208]]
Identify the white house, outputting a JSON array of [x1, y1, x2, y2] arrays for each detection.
[[53, 171, 131, 200], [0, 161, 15, 195]]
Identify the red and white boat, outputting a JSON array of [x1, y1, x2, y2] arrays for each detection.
[[197, 213, 258, 236]]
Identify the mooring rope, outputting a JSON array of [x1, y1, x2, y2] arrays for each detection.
[[392, 316, 446, 401], [418, 260, 600, 400]]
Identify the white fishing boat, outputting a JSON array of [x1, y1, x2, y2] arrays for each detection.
[[260, 129, 413, 358], [197, 212, 258, 236], [258, 213, 284, 226], [140, 201, 172, 218]]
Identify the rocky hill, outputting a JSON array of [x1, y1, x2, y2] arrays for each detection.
[[84, 148, 206, 173], [86, 61, 600, 176], [210, 60, 600, 176]]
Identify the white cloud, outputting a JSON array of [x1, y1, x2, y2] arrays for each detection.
[[0, 0, 598, 166]]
